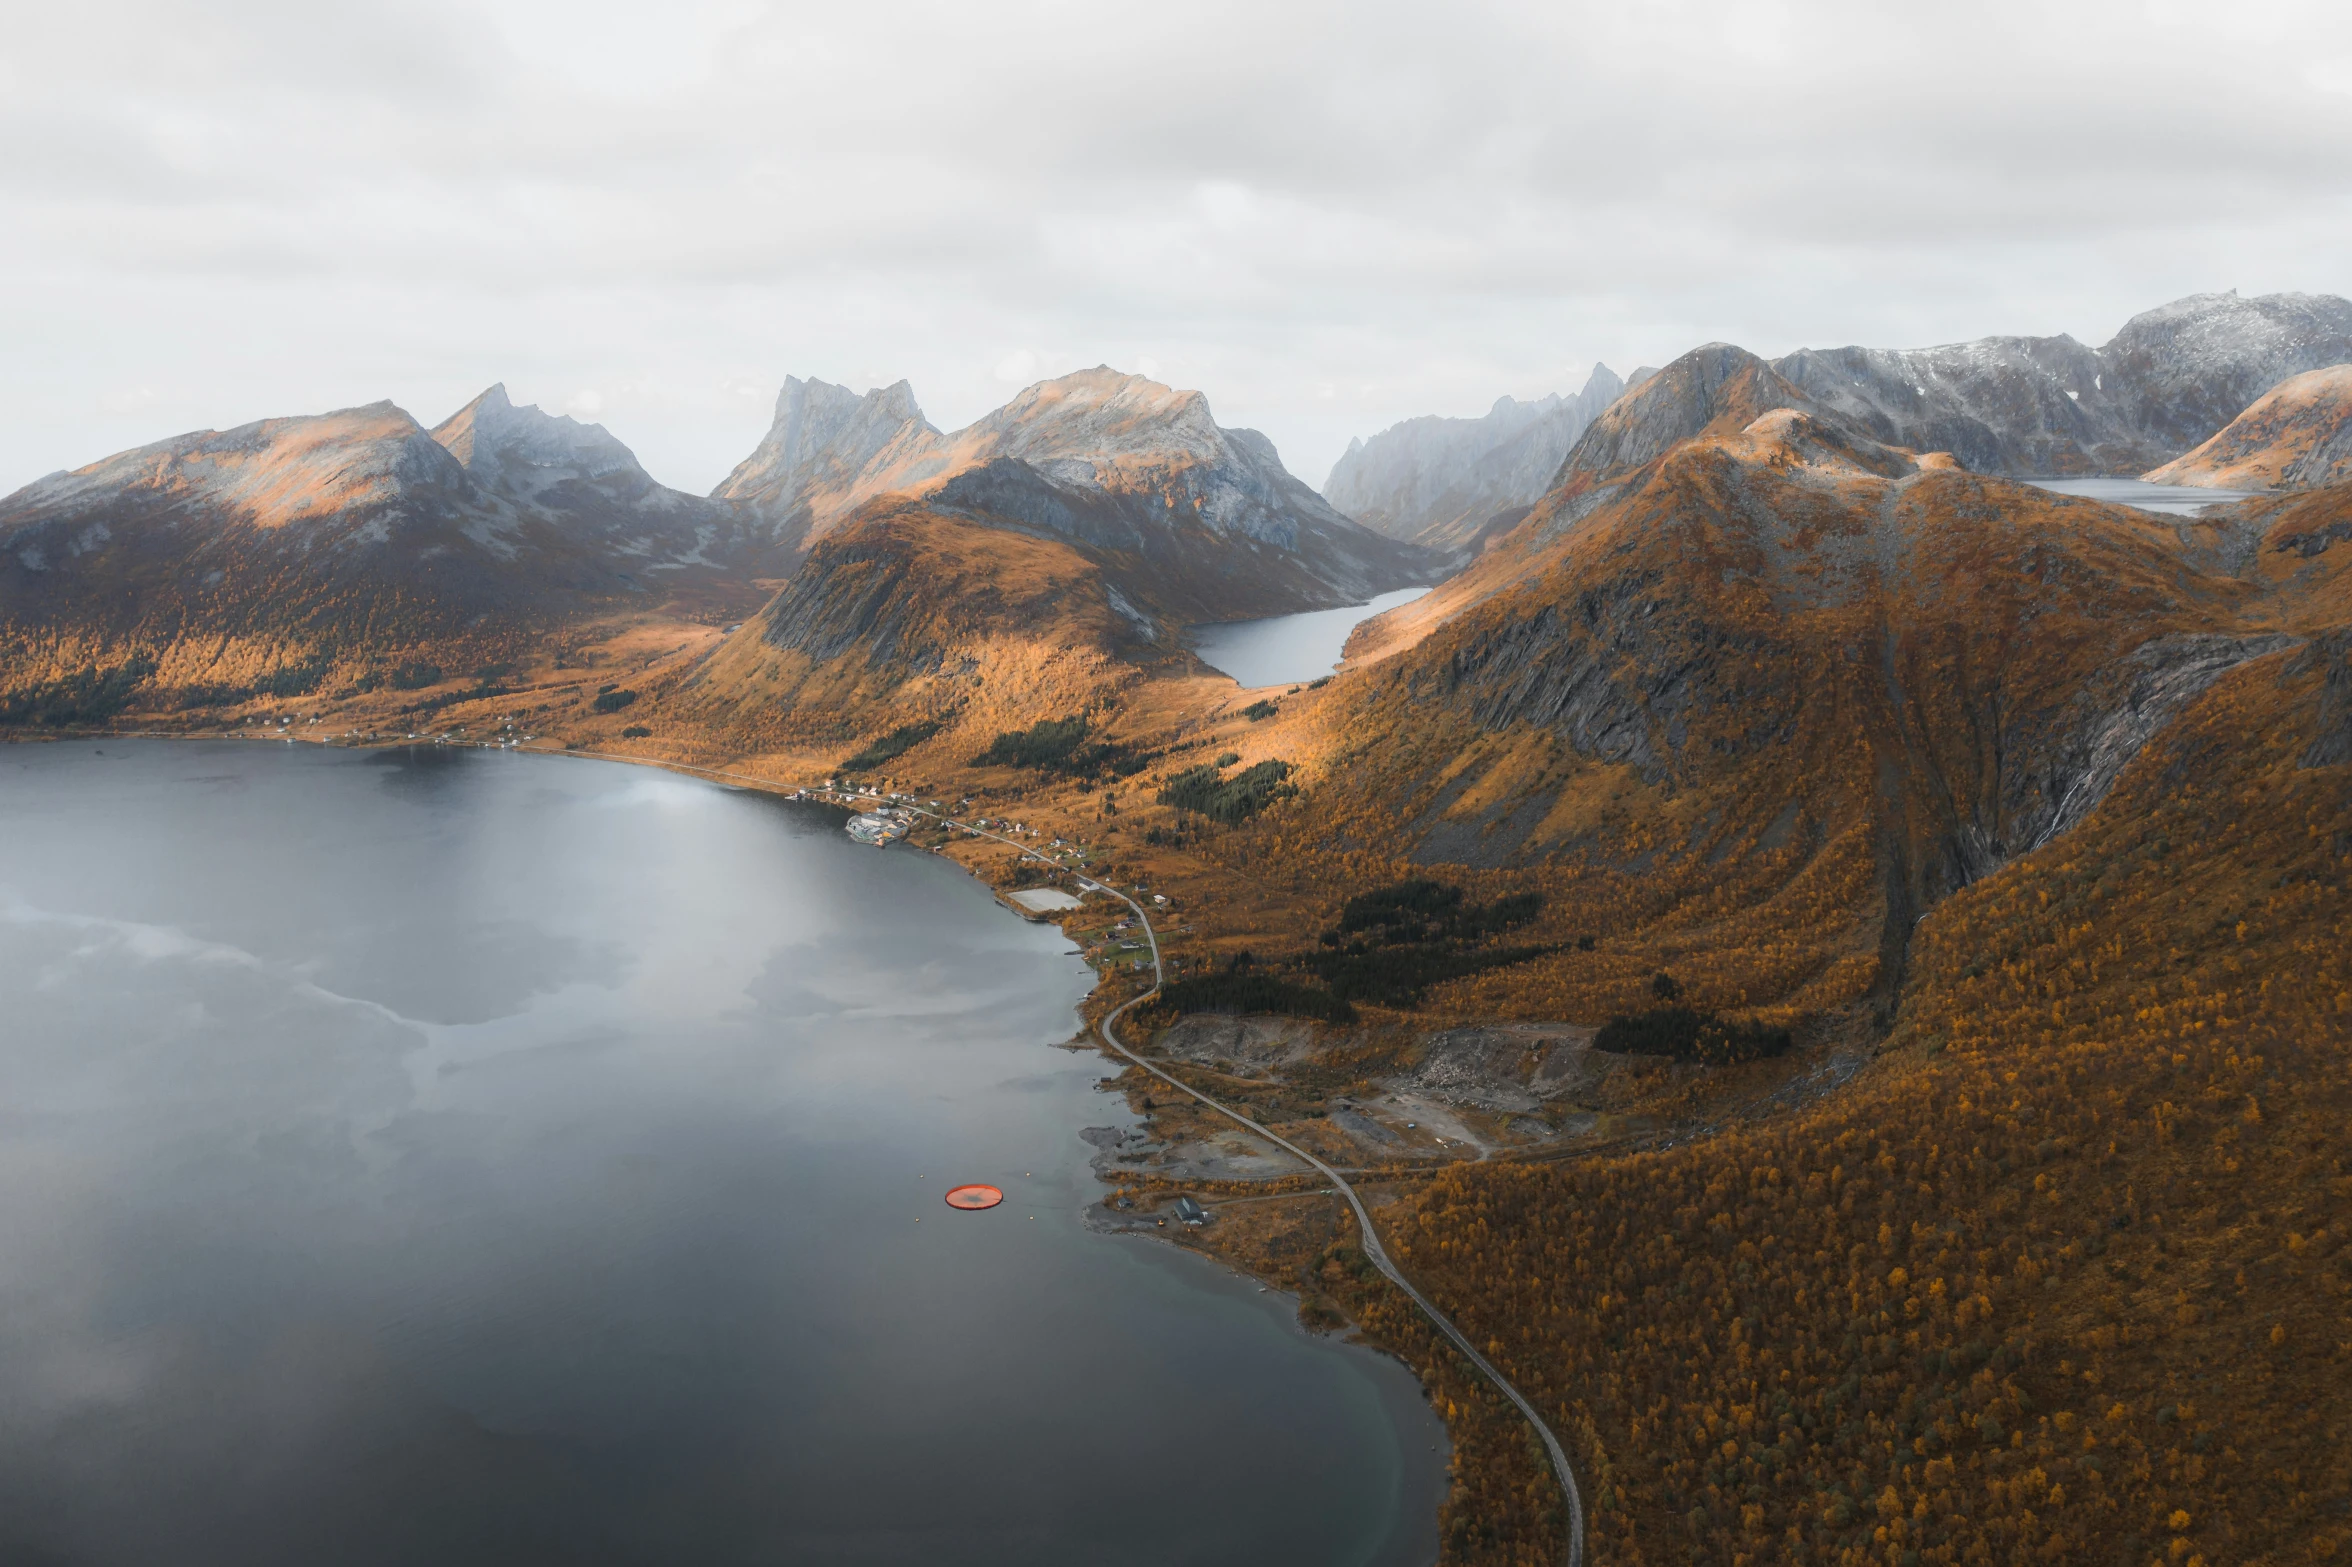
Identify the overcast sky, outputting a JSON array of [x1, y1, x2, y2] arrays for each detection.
[[4, 0, 2349, 498]]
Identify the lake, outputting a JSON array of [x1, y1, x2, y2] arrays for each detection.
[[2022, 476, 2260, 516], [0, 741, 1443, 1566], [1190, 587, 1432, 689]]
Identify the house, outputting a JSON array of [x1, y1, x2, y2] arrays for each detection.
[[1172, 1196, 1208, 1226]]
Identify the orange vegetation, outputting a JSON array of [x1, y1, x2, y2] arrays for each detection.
[[1375, 645, 2350, 1565]]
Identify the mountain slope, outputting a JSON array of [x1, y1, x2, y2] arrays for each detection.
[[2143, 363, 2352, 491], [1323, 364, 1627, 549], [1771, 332, 2122, 475], [1247, 410, 2338, 1028]]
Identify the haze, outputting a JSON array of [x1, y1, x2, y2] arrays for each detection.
[[4, 0, 2349, 497]]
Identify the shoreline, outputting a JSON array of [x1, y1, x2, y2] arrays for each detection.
[[10, 729, 1574, 1562]]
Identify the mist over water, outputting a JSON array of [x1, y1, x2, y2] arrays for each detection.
[[0, 741, 1442, 1567], [1190, 587, 1431, 689]]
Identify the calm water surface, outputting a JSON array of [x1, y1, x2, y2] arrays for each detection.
[[0, 741, 1443, 1566], [2022, 477, 2260, 516], [1190, 588, 1430, 689]]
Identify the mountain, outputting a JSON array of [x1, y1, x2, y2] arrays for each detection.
[[1279, 404, 2341, 1012], [2100, 289, 2352, 453], [1772, 289, 2352, 476], [2143, 363, 2352, 491], [1321, 364, 1626, 549], [1229, 419, 2352, 1562], [1551, 344, 1821, 481], [923, 369, 1398, 573], [713, 367, 1437, 600], [0, 390, 774, 711], [1327, 293, 2352, 538], [709, 377, 944, 553], [681, 367, 1441, 746]]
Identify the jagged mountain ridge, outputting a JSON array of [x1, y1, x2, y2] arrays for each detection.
[[714, 365, 1439, 605], [0, 390, 784, 696], [1322, 364, 1627, 549], [1328, 292, 2352, 541], [710, 377, 944, 554], [2144, 363, 2352, 492], [671, 366, 1444, 754], [1771, 290, 2352, 478]]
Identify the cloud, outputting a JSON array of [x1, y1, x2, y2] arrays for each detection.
[[1, 0, 2347, 495]]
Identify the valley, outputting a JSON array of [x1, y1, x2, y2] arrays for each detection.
[[3, 289, 2348, 1567]]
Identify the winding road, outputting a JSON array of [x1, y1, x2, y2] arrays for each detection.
[[545, 752, 1587, 1567]]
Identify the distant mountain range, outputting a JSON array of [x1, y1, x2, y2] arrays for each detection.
[[1322, 364, 1634, 549], [0, 389, 789, 702], [1329, 291, 2352, 546], [0, 368, 1435, 715], [3, 286, 2345, 738]]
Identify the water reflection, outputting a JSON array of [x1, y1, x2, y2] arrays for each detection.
[[0, 741, 1444, 1566], [1190, 587, 1431, 688]]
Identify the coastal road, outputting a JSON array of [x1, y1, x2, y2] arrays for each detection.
[[543, 755, 1587, 1567], [1083, 899, 1587, 1567]]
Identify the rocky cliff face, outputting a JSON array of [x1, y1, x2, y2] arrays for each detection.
[[1771, 334, 2126, 475], [918, 369, 1437, 606], [2100, 291, 2352, 455], [1322, 364, 1627, 548], [1770, 291, 2352, 477], [709, 377, 943, 552], [2144, 363, 2352, 491]]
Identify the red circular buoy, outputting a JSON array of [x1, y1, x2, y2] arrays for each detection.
[[943, 1184, 1004, 1210]]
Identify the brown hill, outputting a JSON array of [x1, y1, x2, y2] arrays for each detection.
[[2143, 363, 2352, 491], [1141, 434, 2348, 1564], [675, 502, 1166, 758], [1206, 409, 2336, 1028]]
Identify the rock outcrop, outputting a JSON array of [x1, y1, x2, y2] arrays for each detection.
[[2143, 364, 2352, 491], [1322, 365, 1626, 549], [709, 377, 943, 552], [1552, 346, 1820, 484]]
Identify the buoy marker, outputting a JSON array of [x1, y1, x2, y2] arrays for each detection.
[[944, 1184, 1004, 1210]]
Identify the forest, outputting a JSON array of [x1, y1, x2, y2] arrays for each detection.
[[1347, 650, 2351, 1565]]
